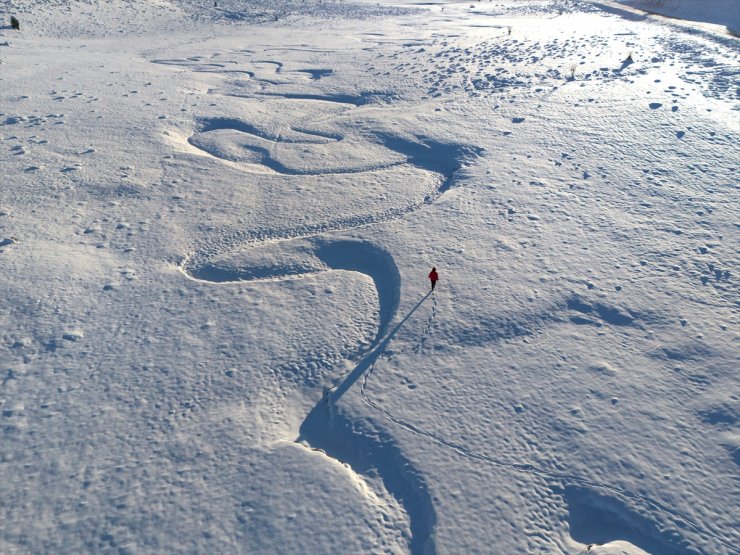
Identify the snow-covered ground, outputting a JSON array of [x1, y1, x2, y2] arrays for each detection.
[[1, 0, 738, 553], [614, 0, 740, 34]]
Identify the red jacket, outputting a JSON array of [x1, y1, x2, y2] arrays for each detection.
[[428, 270, 439, 281]]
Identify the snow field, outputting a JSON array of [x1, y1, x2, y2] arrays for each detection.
[[1, 0, 738, 553]]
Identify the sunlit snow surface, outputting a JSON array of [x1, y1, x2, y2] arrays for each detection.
[[1, 0, 738, 553]]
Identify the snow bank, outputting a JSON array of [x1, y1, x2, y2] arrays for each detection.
[[589, 540, 651, 555], [615, 0, 740, 33]]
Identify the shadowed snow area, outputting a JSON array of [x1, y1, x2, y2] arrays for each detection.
[[298, 399, 437, 555], [1, 0, 739, 553], [589, 541, 652, 555], [314, 239, 401, 346], [615, 0, 740, 34], [563, 485, 697, 555]]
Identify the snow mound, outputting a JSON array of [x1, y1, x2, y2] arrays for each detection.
[[616, 0, 740, 33], [588, 541, 651, 555]]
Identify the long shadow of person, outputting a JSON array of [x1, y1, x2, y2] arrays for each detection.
[[297, 291, 436, 555], [329, 290, 431, 403]]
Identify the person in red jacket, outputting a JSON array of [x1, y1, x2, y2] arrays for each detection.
[[428, 267, 439, 291]]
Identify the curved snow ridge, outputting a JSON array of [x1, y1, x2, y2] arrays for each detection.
[[194, 116, 338, 145], [562, 484, 714, 555], [189, 132, 408, 175], [220, 90, 380, 106], [288, 125, 344, 142], [179, 169, 459, 282], [291, 440, 411, 552], [313, 240, 401, 347], [187, 111, 405, 175], [177, 134, 476, 278], [188, 115, 466, 177], [185, 238, 402, 358], [152, 49, 392, 106], [175, 96, 478, 555], [151, 58, 257, 77], [357, 315, 738, 555], [297, 400, 437, 555]]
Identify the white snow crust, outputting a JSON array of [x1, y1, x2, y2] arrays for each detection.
[[1, 0, 738, 553], [614, 0, 740, 34], [589, 540, 651, 555]]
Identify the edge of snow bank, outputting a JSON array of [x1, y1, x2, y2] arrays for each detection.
[[613, 0, 740, 34]]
